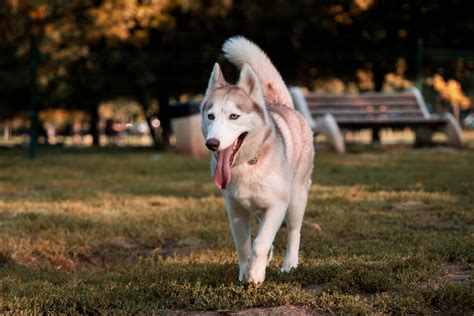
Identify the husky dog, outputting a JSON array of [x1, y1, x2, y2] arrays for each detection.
[[200, 36, 314, 284]]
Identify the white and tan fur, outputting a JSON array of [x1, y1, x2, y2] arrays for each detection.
[[201, 36, 314, 284]]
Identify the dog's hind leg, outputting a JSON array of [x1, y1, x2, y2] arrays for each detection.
[[281, 185, 309, 272], [225, 197, 252, 282]]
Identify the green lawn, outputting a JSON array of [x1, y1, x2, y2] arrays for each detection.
[[0, 147, 473, 314]]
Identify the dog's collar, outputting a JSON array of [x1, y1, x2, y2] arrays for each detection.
[[246, 126, 274, 166]]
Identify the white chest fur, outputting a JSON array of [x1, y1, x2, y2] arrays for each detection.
[[227, 161, 290, 211]]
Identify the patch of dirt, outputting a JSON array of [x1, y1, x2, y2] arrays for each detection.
[[111, 237, 154, 255], [159, 238, 208, 259], [226, 306, 319, 315], [69, 251, 101, 267], [0, 252, 38, 270], [12, 252, 44, 268], [12, 236, 209, 270], [421, 219, 460, 231], [441, 263, 472, 284], [303, 283, 324, 294], [68, 237, 156, 269], [8, 237, 158, 270], [392, 201, 432, 212], [419, 262, 471, 290], [166, 306, 320, 315]]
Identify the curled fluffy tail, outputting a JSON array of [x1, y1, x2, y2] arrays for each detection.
[[222, 36, 294, 108]]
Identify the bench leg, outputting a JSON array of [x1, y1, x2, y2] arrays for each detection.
[[315, 114, 346, 153], [439, 113, 464, 148], [414, 127, 434, 147], [372, 128, 381, 143]]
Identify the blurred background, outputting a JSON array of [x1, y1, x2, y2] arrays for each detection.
[[1, 0, 473, 155]]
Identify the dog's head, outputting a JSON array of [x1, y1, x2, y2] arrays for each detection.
[[201, 63, 268, 149], [201, 63, 268, 189]]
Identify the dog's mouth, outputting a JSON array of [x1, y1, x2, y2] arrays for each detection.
[[213, 132, 248, 190]]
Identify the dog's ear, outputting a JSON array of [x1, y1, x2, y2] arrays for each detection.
[[204, 63, 227, 98], [237, 64, 265, 108]]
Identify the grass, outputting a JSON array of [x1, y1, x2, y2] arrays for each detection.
[[0, 146, 473, 314]]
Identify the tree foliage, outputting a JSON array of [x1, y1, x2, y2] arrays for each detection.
[[1, 0, 472, 119]]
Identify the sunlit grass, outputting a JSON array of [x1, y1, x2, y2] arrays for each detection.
[[0, 147, 473, 313]]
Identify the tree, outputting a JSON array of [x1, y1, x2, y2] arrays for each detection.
[[1, 0, 472, 145]]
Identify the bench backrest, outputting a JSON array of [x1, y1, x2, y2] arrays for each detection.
[[302, 89, 430, 122]]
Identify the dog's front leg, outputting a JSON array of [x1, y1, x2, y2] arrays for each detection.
[[225, 197, 252, 281], [246, 203, 288, 284]]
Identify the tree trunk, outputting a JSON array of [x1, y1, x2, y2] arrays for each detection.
[[158, 94, 171, 146], [373, 61, 388, 92], [90, 103, 100, 147], [138, 97, 160, 148], [29, 33, 39, 159]]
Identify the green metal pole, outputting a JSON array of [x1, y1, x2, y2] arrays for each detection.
[[416, 38, 424, 93], [29, 33, 39, 159]]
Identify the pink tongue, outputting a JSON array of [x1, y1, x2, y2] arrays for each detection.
[[214, 146, 233, 190]]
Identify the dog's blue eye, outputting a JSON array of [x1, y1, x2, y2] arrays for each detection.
[[229, 114, 240, 120], [208, 114, 215, 120]]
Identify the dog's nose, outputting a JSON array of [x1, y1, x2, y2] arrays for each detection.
[[205, 138, 220, 151]]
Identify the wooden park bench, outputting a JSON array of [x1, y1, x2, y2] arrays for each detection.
[[290, 87, 464, 153]]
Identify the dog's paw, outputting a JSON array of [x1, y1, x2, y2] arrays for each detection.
[[245, 270, 265, 285], [280, 254, 299, 272], [238, 266, 249, 282], [280, 261, 298, 273], [238, 258, 251, 282], [245, 262, 266, 284]]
